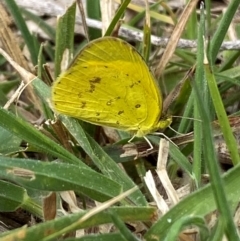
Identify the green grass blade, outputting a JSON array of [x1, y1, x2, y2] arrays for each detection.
[[0, 156, 121, 202], [54, 1, 76, 78], [209, 1, 240, 62], [0, 107, 84, 165], [192, 3, 205, 187], [60, 115, 147, 206], [104, 0, 131, 36]]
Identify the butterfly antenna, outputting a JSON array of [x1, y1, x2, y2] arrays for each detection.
[[172, 115, 202, 122], [168, 125, 186, 136], [168, 116, 202, 136]]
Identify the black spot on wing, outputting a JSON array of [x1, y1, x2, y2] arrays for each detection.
[[135, 104, 141, 109], [118, 110, 124, 115], [129, 80, 141, 88], [81, 101, 86, 108], [89, 77, 101, 84], [88, 77, 101, 93], [89, 83, 95, 93]]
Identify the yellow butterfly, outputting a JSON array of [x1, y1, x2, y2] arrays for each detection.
[[52, 37, 171, 139]]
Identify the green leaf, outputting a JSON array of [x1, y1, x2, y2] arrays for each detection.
[[0, 156, 121, 202]]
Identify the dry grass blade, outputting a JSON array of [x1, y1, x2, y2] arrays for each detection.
[[0, 3, 39, 108], [156, 139, 179, 205], [154, 0, 198, 78]]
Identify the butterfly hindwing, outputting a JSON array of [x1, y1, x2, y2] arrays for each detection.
[[52, 37, 164, 136]]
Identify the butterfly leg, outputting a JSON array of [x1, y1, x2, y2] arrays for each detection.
[[128, 135, 136, 143], [153, 132, 178, 148], [133, 137, 154, 158], [128, 135, 153, 151], [143, 136, 154, 151]]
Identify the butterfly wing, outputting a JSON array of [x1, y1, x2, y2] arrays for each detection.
[[52, 37, 163, 136]]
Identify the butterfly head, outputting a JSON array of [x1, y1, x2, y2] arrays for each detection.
[[135, 115, 172, 137]]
